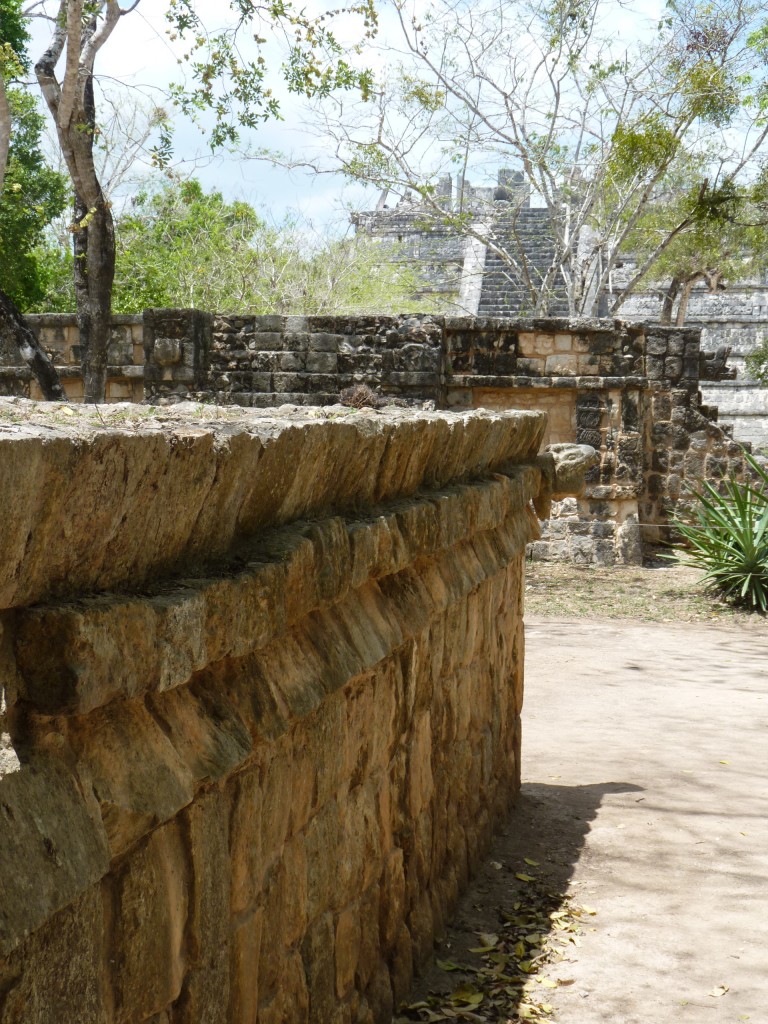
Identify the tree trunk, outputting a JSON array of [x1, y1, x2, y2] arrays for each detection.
[[72, 189, 115, 403], [0, 77, 11, 197], [70, 70, 115, 404], [675, 275, 700, 326], [0, 288, 66, 400], [36, 21, 117, 404], [659, 277, 681, 324]]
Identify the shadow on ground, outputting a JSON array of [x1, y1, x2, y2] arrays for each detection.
[[395, 781, 642, 1022]]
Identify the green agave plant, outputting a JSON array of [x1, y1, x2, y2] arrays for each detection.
[[675, 453, 768, 612]]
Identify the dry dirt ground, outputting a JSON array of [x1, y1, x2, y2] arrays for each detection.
[[395, 563, 768, 1024]]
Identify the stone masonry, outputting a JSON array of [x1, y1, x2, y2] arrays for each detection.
[[353, 171, 568, 318], [0, 310, 755, 564], [0, 402, 576, 1024], [353, 174, 768, 450]]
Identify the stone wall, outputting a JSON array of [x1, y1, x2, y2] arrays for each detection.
[[621, 287, 768, 450], [1, 311, 756, 564], [0, 310, 212, 404], [353, 184, 768, 449], [0, 402, 547, 1024], [440, 319, 756, 562]]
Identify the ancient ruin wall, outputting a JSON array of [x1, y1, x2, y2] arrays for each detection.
[[0, 404, 546, 1024], [1, 311, 755, 564]]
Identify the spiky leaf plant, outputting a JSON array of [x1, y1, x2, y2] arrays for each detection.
[[675, 454, 768, 612]]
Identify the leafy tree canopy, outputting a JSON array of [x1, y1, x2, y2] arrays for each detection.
[[0, 0, 68, 308], [35, 176, 423, 316], [0, 90, 68, 307], [311, 0, 768, 316]]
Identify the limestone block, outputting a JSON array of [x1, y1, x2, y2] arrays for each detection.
[[211, 653, 290, 746], [408, 889, 434, 968], [14, 597, 159, 716], [409, 712, 434, 815], [545, 353, 578, 374], [229, 910, 262, 1024], [256, 937, 289, 1016], [170, 954, 229, 1024], [300, 913, 336, 1024], [304, 800, 344, 919], [0, 887, 107, 1024], [262, 835, 308, 949], [337, 783, 381, 905], [229, 767, 264, 916], [379, 849, 405, 952], [389, 923, 414, 1007], [258, 949, 309, 1024], [63, 700, 195, 857], [306, 351, 338, 374], [292, 691, 349, 811], [153, 337, 183, 366], [406, 810, 433, 901], [335, 905, 361, 998], [107, 381, 134, 400], [365, 960, 394, 1024], [111, 821, 189, 1021], [259, 740, 294, 860], [516, 331, 537, 356], [183, 789, 231, 963], [154, 591, 208, 691], [0, 754, 109, 956]]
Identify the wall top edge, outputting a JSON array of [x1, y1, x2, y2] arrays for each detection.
[[20, 309, 702, 336], [0, 400, 547, 610]]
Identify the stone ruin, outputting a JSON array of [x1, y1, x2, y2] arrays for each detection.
[[355, 170, 768, 450], [0, 402, 595, 1023], [0, 309, 753, 566]]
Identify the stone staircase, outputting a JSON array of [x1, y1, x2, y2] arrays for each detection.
[[477, 206, 570, 317]]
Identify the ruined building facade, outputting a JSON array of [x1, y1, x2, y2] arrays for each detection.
[[354, 171, 768, 450]]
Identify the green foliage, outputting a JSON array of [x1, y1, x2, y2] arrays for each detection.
[[0, 0, 30, 70], [609, 115, 680, 183], [745, 336, 768, 383], [400, 74, 446, 113], [163, 0, 377, 153], [665, 0, 752, 125], [0, 7, 68, 309], [36, 177, 424, 316], [675, 454, 768, 612], [626, 147, 768, 323]]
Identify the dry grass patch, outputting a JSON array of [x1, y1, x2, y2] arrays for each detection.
[[524, 556, 766, 628]]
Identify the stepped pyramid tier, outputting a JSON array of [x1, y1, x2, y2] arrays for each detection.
[[352, 169, 569, 317]]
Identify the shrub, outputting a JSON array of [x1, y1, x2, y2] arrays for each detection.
[[745, 337, 768, 385], [675, 454, 768, 612]]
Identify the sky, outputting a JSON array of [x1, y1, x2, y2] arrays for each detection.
[[24, 0, 667, 232], [27, 0, 382, 233]]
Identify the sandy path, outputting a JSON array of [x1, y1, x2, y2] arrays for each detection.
[[400, 619, 768, 1024]]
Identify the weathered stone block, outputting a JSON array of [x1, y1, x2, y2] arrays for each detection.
[[335, 905, 361, 998], [301, 913, 336, 1024], [112, 821, 189, 1021], [664, 356, 683, 379], [229, 766, 264, 916], [229, 910, 262, 1024], [645, 336, 668, 356], [0, 887, 107, 1024], [306, 351, 338, 373], [153, 337, 183, 366]]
